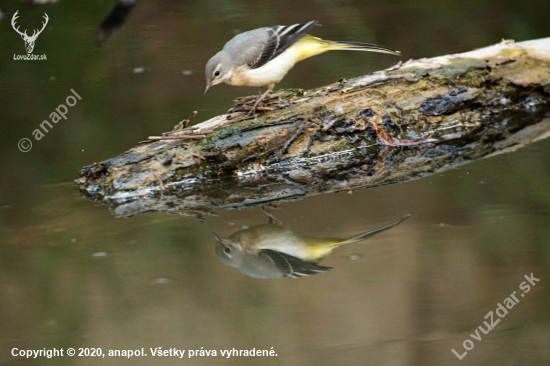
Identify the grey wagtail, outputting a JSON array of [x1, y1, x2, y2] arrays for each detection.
[[205, 20, 401, 114], [214, 215, 410, 279]]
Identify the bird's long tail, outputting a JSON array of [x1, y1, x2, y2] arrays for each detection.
[[293, 34, 400, 62], [302, 215, 410, 262], [330, 40, 401, 56], [334, 214, 410, 247]]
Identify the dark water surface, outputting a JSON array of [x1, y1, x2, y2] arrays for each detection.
[[1, 1, 549, 365]]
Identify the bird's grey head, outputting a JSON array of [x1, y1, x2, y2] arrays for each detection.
[[204, 51, 233, 94], [213, 232, 244, 268], [214, 232, 285, 279]]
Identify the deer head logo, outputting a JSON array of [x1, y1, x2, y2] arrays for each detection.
[[11, 11, 49, 54]]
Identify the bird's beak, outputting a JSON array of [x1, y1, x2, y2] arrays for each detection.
[[204, 84, 211, 95]]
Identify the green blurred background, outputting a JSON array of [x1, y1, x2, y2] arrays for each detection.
[[0, 1, 549, 365]]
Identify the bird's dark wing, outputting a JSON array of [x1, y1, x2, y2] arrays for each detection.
[[259, 249, 331, 278], [248, 21, 320, 69]]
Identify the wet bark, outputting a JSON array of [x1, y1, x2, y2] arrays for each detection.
[[76, 38, 550, 219]]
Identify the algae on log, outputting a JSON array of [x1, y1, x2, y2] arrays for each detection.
[[76, 38, 550, 219]]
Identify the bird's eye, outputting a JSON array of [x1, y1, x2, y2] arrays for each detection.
[[224, 247, 231, 254], [214, 70, 220, 77]]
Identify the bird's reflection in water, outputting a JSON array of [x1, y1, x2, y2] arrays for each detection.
[[214, 211, 410, 279]]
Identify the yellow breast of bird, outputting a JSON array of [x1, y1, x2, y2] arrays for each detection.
[[296, 243, 337, 262], [227, 35, 329, 87], [237, 224, 342, 262]]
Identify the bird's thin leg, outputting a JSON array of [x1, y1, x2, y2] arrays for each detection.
[[248, 84, 274, 116], [260, 204, 281, 225]]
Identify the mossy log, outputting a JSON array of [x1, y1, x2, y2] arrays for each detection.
[[76, 38, 550, 219]]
